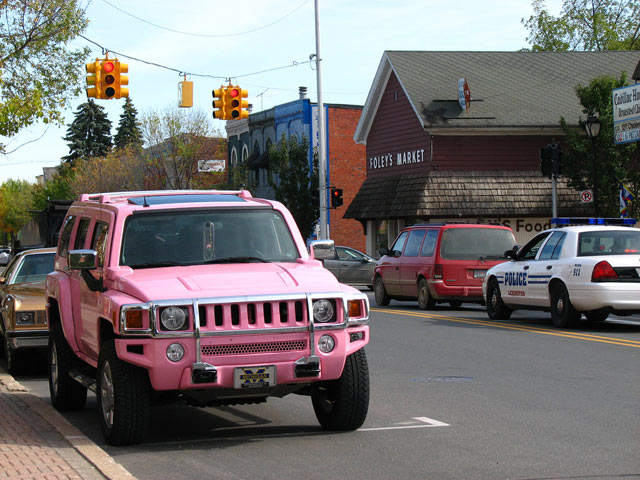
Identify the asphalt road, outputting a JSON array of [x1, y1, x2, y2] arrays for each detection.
[[12, 293, 640, 480]]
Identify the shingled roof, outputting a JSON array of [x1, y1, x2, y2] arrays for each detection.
[[355, 51, 640, 142], [344, 170, 591, 220]]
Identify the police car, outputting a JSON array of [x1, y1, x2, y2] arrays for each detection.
[[482, 218, 640, 328]]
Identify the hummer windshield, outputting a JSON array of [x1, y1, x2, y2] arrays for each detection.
[[120, 209, 300, 268]]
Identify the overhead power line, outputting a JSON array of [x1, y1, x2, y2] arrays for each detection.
[[98, 0, 310, 38]]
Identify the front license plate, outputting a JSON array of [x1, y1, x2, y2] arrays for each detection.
[[234, 365, 276, 389], [474, 269, 487, 279]]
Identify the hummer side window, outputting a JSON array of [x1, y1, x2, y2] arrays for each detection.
[[58, 215, 76, 258], [91, 222, 109, 267]]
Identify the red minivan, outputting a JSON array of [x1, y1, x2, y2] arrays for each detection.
[[374, 223, 516, 309]]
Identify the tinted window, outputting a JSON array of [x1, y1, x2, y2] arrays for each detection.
[[539, 232, 566, 260], [578, 230, 640, 256], [58, 215, 76, 258], [120, 209, 298, 268], [404, 229, 426, 257], [440, 228, 516, 260], [337, 248, 366, 262], [390, 231, 408, 256], [91, 222, 109, 267], [420, 230, 439, 257], [74, 218, 91, 249]]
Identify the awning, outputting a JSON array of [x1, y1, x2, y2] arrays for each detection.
[[344, 170, 592, 220]]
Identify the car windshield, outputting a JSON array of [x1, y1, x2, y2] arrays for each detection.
[[578, 230, 640, 256], [440, 228, 516, 260], [13, 253, 55, 284], [120, 209, 299, 268]]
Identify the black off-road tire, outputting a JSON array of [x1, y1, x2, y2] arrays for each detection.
[[417, 278, 436, 310], [550, 283, 580, 328], [49, 323, 87, 411], [486, 278, 512, 320], [312, 348, 370, 431], [97, 341, 151, 445], [374, 276, 390, 306]]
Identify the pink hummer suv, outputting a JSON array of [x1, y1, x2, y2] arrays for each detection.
[[46, 190, 370, 445]]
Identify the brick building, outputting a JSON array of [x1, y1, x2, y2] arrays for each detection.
[[225, 89, 366, 251], [347, 51, 640, 254]]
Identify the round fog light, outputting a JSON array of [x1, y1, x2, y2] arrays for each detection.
[[166, 343, 185, 362], [318, 335, 335, 353]]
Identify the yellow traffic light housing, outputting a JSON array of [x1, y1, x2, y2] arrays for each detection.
[[212, 87, 227, 119], [227, 86, 249, 119], [116, 61, 129, 98], [85, 60, 101, 98], [98, 59, 129, 99]]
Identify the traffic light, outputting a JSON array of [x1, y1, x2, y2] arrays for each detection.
[[540, 143, 562, 178], [99, 59, 129, 99], [227, 86, 249, 119], [85, 59, 101, 98], [212, 87, 227, 119], [330, 187, 343, 208]]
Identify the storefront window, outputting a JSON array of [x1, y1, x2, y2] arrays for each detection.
[[375, 220, 388, 255]]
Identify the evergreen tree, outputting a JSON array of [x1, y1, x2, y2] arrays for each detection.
[[62, 100, 112, 164], [114, 97, 143, 150]]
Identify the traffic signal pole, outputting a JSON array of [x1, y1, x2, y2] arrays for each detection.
[[314, 0, 328, 240]]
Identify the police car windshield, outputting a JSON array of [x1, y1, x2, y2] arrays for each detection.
[[578, 230, 640, 256], [440, 228, 516, 260]]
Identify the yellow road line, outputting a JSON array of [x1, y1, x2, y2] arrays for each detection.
[[372, 308, 640, 348]]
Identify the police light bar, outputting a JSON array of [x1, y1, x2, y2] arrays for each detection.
[[551, 217, 637, 226]]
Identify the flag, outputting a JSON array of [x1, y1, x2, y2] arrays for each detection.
[[619, 183, 635, 218]]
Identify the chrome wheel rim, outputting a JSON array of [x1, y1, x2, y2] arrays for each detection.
[[556, 297, 564, 313], [100, 362, 115, 428]]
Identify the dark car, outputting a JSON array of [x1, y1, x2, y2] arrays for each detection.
[[324, 246, 376, 289]]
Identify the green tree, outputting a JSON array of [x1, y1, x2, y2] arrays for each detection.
[[523, 0, 640, 51], [268, 136, 319, 240], [0, 179, 35, 248], [114, 97, 143, 150], [560, 73, 639, 217], [63, 100, 112, 165], [0, 1, 89, 150], [31, 163, 75, 210]]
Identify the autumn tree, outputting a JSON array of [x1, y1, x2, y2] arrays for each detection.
[[560, 73, 639, 217], [141, 107, 216, 189], [0, 1, 89, 151], [523, 0, 640, 51], [268, 136, 319, 240], [63, 100, 113, 165], [114, 97, 143, 150]]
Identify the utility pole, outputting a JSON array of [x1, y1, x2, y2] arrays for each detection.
[[314, 0, 328, 239]]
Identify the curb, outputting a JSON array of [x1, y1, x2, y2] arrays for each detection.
[[0, 370, 136, 480]]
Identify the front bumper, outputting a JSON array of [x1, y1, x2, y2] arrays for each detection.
[[115, 291, 370, 392], [6, 329, 49, 349]]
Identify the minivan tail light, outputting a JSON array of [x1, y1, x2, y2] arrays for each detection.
[[591, 261, 618, 281], [434, 264, 443, 279]]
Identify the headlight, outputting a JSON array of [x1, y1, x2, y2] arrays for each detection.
[[166, 343, 185, 362], [312, 299, 335, 323], [160, 307, 187, 331], [16, 311, 35, 325]]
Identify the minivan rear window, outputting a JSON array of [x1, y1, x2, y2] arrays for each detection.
[[440, 228, 515, 260]]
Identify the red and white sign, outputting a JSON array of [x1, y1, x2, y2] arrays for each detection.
[[580, 190, 594, 203]]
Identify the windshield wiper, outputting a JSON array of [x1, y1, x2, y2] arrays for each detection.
[[205, 256, 268, 264], [128, 261, 184, 269], [478, 255, 504, 261]]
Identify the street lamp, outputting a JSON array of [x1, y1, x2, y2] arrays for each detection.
[[584, 115, 601, 217]]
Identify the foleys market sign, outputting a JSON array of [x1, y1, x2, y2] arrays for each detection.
[[369, 148, 426, 170]]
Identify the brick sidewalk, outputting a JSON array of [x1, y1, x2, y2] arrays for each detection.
[[0, 371, 135, 480]]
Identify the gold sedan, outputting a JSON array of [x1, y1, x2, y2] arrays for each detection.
[[0, 247, 56, 375]]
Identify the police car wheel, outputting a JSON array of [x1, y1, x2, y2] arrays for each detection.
[[486, 278, 512, 320], [550, 283, 579, 328]]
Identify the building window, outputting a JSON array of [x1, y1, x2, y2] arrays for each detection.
[[242, 145, 249, 163], [230, 147, 238, 167], [375, 220, 388, 254]]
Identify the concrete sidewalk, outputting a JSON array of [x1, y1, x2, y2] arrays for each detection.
[[0, 369, 136, 480]]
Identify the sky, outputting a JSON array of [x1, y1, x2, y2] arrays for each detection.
[[0, 0, 564, 184]]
